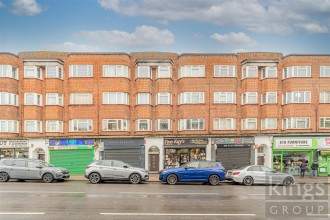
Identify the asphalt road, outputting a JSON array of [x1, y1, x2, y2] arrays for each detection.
[[0, 180, 329, 220]]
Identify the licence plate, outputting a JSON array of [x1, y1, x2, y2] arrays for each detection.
[[227, 171, 232, 175]]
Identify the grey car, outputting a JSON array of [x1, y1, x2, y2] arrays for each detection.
[[85, 160, 149, 184], [0, 158, 70, 183], [226, 165, 295, 186]]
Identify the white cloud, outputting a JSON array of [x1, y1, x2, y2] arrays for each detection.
[[211, 32, 256, 46], [74, 25, 174, 48], [44, 42, 100, 52], [297, 23, 329, 33], [11, 0, 43, 16]]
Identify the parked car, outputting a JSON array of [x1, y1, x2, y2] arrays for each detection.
[[0, 158, 70, 183], [85, 160, 149, 184], [226, 165, 295, 186], [159, 160, 226, 186]]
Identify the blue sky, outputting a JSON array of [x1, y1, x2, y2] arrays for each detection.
[[0, 0, 329, 55]]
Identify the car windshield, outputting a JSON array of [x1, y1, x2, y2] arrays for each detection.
[[124, 162, 132, 168], [38, 161, 55, 167], [234, 165, 250, 170]]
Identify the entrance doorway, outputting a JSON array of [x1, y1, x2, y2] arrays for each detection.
[[257, 145, 266, 165], [273, 154, 283, 172], [148, 146, 160, 172]]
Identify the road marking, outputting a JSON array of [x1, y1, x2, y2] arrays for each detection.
[[119, 192, 222, 195], [249, 194, 330, 196], [100, 213, 256, 216], [0, 191, 84, 194], [0, 212, 45, 215]]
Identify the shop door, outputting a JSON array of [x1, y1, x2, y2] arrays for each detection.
[[216, 147, 251, 170], [328, 157, 330, 175], [257, 155, 265, 165], [272, 154, 283, 172], [104, 148, 143, 168], [148, 154, 159, 172]]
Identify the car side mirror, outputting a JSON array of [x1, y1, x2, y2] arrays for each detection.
[[36, 165, 43, 169], [123, 165, 128, 168]]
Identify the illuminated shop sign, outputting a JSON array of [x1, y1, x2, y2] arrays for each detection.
[[49, 139, 94, 146]]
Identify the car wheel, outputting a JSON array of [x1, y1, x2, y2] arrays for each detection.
[[0, 172, 9, 182], [208, 174, 220, 186], [42, 173, 54, 183], [283, 177, 294, 186], [166, 174, 178, 185], [243, 176, 254, 186], [129, 173, 141, 184], [89, 172, 101, 184]]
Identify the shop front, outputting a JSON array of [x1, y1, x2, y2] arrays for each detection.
[[0, 140, 29, 159], [213, 137, 255, 170], [317, 137, 330, 176], [163, 138, 207, 169], [49, 139, 95, 174], [272, 137, 317, 175]]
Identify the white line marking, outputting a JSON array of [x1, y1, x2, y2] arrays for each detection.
[[100, 213, 256, 216], [0, 213, 45, 215], [0, 191, 84, 194], [119, 192, 221, 195], [249, 194, 330, 196]]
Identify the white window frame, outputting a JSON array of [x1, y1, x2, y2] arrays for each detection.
[[102, 119, 128, 131], [0, 65, 18, 79], [179, 118, 205, 131], [46, 93, 63, 106], [283, 66, 311, 79], [102, 92, 129, 105], [320, 66, 330, 77], [0, 120, 19, 133], [261, 118, 277, 130], [24, 120, 42, 133], [70, 93, 93, 105], [179, 92, 204, 104], [156, 119, 171, 131], [282, 91, 311, 104], [241, 118, 257, 130], [242, 92, 258, 105], [214, 92, 236, 104], [136, 119, 152, 131], [0, 92, 18, 106], [214, 65, 236, 77], [261, 67, 277, 79], [179, 65, 205, 78], [24, 66, 42, 79], [157, 93, 171, 105], [320, 92, 330, 103], [261, 92, 277, 105], [242, 66, 258, 79], [46, 120, 63, 133], [320, 117, 330, 129], [157, 66, 172, 78], [46, 66, 63, 79], [137, 93, 151, 105], [282, 117, 310, 130], [24, 93, 42, 106], [69, 65, 93, 77], [103, 65, 129, 78], [137, 66, 151, 78], [213, 118, 236, 130], [69, 119, 93, 132]]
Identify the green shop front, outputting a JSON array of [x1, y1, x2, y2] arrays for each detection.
[[316, 137, 330, 176], [272, 137, 317, 175], [49, 139, 95, 174]]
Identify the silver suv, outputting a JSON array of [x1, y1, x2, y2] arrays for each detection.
[[0, 158, 70, 183], [85, 160, 149, 184]]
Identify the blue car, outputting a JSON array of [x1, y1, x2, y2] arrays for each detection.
[[159, 160, 226, 186]]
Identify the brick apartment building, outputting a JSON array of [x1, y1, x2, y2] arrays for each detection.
[[1, 51, 330, 175]]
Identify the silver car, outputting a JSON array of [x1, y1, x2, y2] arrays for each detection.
[[85, 160, 149, 184], [226, 165, 295, 186], [0, 158, 70, 183]]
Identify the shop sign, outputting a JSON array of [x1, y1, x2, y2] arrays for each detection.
[[317, 137, 330, 149], [49, 139, 94, 146], [214, 137, 254, 147], [0, 140, 28, 149], [49, 146, 93, 150], [164, 138, 208, 147], [274, 138, 312, 149], [101, 138, 144, 146]]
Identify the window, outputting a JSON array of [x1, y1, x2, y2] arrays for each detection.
[[157, 66, 171, 78], [320, 117, 330, 129], [137, 66, 151, 78], [214, 65, 236, 77], [282, 118, 310, 130], [102, 119, 128, 131], [179, 119, 205, 130], [156, 119, 171, 131], [213, 118, 236, 130], [242, 92, 258, 105], [320, 66, 330, 77], [46, 66, 63, 79], [46, 120, 63, 132], [179, 92, 204, 104], [157, 93, 171, 105], [179, 65, 205, 78], [242, 66, 258, 79], [241, 118, 257, 130], [283, 66, 311, 79], [320, 92, 330, 103], [0, 120, 19, 133], [261, 92, 277, 104], [24, 93, 42, 106], [46, 93, 63, 106], [137, 93, 151, 105], [103, 65, 129, 78], [0, 92, 18, 106], [70, 119, 93, 132], [70, 93, 93, 105], [24, 66, 42, 79], [261, 67, 277, 79], [214, 92, 236, 104], [69, 65, 93, 77], [24, 120, 42, 133], [0, 65, 18, 79], [103, 92, 129, 105], [261, 118, 277, 130], [136, 119, 152, 131], [282, 91, 311, 104]]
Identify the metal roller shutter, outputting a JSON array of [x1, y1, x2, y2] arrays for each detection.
[[216, 147, 251, 170], [104, 148, 142, 168]]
